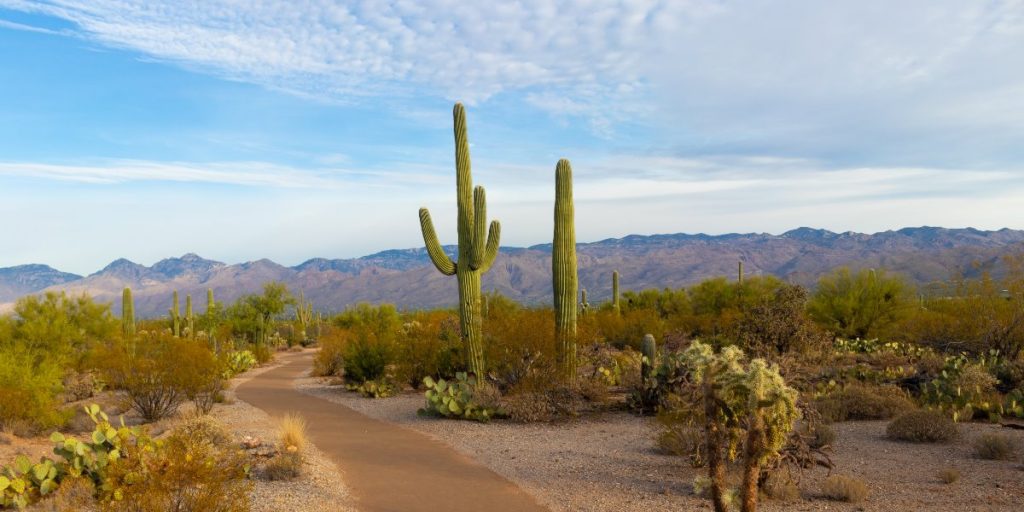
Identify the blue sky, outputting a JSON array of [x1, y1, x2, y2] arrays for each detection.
[[1, 1, 1023, 274]]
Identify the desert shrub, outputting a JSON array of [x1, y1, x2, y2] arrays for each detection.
[[484, 306, 557, 390], [102, 418, 251, 512], [262, 453, 302, 481], [251, 342, 273, 364], [761, 471, 800, 502], [0, 346, 71, 434], [886, 410, 958, 443], [343, 332, 393, 384], [28, 476, 96, 512], [686, 276, 785, 340], [815, 384, 914, 422], [312, 330, 347, 377], [903, 265, 1024, 358], [973, 433, 1018, 461], [654, 410, 706, 467], [734, 284, 831, 358], [796, 421, 836, 449], [100, 333, 223, 421], [395, 312, 462, 387], [820, 475, 868, 503], [808, 267, 909, 339]]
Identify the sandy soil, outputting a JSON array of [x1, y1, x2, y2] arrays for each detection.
[[298, 376, 1024, 512]]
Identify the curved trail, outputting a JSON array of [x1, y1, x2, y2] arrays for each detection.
[[236, 352, 549, 512]]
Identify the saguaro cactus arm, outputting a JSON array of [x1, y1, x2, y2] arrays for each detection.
[[479, 220, 502, 272], [419, 208, 456, 276]]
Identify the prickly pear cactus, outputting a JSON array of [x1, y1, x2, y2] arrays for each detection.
[[419, 373, 502, 422]]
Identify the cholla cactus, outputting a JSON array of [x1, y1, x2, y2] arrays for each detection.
[[681, 341, 799, 512], [418, 103, 501, 378], [553, 159, 578, 380]]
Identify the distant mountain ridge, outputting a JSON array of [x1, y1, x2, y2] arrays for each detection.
[[2, 226, 1023, 317]]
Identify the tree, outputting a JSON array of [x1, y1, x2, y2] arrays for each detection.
[[807, 267, 909, 339]]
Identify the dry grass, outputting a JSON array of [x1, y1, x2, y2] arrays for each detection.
[[263, 452, 303, 481], [279, 413, 308, 453], [974, 433, 1019, 461], [821, 475, 869, 503], [938, 468, 960, 484]]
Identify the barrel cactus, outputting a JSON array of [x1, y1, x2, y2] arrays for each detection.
[[418, 103, 501, 378], [553, 159, 578, 381]]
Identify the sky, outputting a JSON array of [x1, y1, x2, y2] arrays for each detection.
[[1, 1, 1023, 274]]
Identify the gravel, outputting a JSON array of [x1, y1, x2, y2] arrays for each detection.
[[298, 376, 1024, 512]]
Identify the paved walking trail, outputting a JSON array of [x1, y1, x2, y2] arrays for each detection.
[[236, 352, 549, 512]]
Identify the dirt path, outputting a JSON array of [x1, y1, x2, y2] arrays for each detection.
[[236, 352, 549, 512]]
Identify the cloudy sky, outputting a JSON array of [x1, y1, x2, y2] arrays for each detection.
[[1, 1, 1022, 274]]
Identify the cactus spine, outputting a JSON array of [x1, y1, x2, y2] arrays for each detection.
[[185, 294, 194, 339], [553, 159, 578, 381], [641, 334, 657, 382], [170, 291, 180, 337], [612, 270, 621, 315], [418, 103, 501, 378], [121, 287, 135, 338]]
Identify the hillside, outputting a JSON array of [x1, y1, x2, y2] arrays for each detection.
[[3, 227, 1023, 317]]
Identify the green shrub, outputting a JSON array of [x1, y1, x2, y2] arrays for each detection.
[[886, 410, 958, 443], [0, 346, 70, 435], [973, 433, 1018, 461], [821, 475, 868, 503], [343, 333, 392, 384], [808, 267, 909, 339], [312, 331, 346, 377]]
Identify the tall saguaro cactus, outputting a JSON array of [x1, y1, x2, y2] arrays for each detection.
[[580, 289, 590, 316], [185, 294, 194, 339], [122, 287, 135, 338], [418, 103, 501, 377], [170, 291, 181, 337], [553, 159, 578, 381], [207, 288, 218, 352], [738, 260, 744, 284], [612, 270, 621, 315]]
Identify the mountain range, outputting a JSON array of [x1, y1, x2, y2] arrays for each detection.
[[2, 226, 1023, 317]]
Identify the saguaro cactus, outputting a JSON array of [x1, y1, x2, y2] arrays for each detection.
[[612, 270, 621, 314], [295, 291, 313, 342], [206, 288, 218, 351], [738, 260, 744, 284], [553, 159, 578, 381], [418, 103, 501, 377], [170, 291, 181, 337], [185, 294, 194, 339], [580, 289, 590, 316], [122, 287, 135, 338]]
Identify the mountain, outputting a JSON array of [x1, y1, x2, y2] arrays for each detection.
[[2, 227, 1024, 317], [0, 264, 81, 302]]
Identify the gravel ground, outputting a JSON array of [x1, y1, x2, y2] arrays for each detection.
[[298, 376, 1024, 512]]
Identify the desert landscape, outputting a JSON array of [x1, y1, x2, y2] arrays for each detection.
[[2, 2, 1024, 512]]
